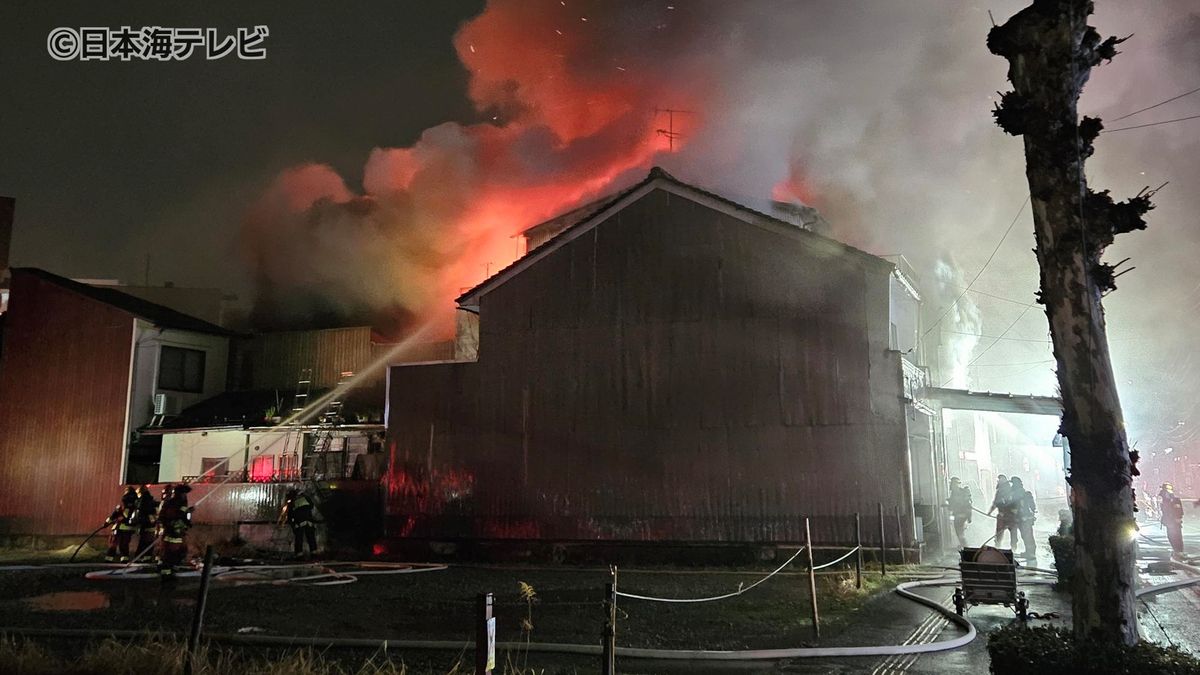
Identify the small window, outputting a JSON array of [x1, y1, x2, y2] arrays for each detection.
[[200, 457, 228, 476], [159, 346, 206, 393]]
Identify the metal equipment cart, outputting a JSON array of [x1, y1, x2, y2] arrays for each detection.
[[953, 546, 1028, 620]]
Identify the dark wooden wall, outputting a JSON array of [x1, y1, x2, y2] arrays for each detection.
[[386, 189, 910, 544], [0, 270, 134, 535], [234, 326, 375, 390]]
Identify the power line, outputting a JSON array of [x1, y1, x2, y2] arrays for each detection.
[[922, 196, 1030, 338], [1109, 84, 1200, 122], [969, 359, 1056, 368], [1102, 113, 1200, 134], [968, 302, 1036, 367], [952, 285, 1038, 308], [941, 330, 1049, 343], [939, 304, 1039, 386]]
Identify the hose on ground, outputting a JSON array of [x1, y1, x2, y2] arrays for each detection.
[[68, 522, 111, 563], [6, 561, 1199, 661], [80, 561, 447, 585]]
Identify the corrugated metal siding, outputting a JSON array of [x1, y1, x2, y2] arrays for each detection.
[[143, 481, 381, 547], [385, 189, 912, 544], [0, 270, 135, 535]]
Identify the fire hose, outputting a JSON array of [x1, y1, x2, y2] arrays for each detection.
[[67, 521, 112, 563], [3, 568, 1199, 661], [80, 561, 447, 586]]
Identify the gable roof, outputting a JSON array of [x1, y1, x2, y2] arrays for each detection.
[[520, 192, 622, 239], [456, 167, 894, 308], [13, 267, 234, 336]]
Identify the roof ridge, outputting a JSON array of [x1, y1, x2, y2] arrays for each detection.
[[11, 267, 234, 335], [454, 167, 892, 306]]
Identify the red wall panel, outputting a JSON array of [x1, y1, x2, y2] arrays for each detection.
[[0, 270, 134, 535]]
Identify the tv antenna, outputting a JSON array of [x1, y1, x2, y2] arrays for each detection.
[[654, 107, 693, 152]]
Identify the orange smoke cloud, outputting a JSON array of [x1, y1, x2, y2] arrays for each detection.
[[244, 0, 715, 337]]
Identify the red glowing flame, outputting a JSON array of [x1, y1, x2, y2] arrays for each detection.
[[244, 0, 713, 334], [772, 168, 815, 207]]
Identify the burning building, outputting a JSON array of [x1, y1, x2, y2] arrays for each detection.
[[384, 168, 933, 552]]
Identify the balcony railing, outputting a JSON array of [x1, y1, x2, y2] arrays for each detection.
[[902, 356, 934, 414], [182, 452, 358, 484]]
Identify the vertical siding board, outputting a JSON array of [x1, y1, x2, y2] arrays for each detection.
[[384, 188, 911, 544], [0, 272, 134, 535]]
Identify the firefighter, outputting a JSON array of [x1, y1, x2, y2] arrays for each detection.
[[131, 485, 158, 559], [279, 488, 318, 558], [1160, 483, 1185, 559], [1009, 476, 1038, 559], [947, 477, 973, 549], [104, 487, 138, 562], [157, 484, 193, 580], [154, 484, 174, 562], [986, 475, 1019, 548]]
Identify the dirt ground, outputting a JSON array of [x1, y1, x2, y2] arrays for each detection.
[[0, 548, 906, 673]]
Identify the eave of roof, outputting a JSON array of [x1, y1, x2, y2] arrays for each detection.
[[455, 167, 894, 307], [13, 267, 237, 336], [520, 192, 621, 238]]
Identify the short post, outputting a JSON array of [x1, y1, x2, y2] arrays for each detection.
[[854, 513, 863, 589], [878, 502, 887, 576], [182, 545, 215, 675], [475, 592, 495, 675], [602, 567, 617, 675], [895, 505, 907, 566], [804, 517, 820, 640]]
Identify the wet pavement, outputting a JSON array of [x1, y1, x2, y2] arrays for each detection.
[[1135, 519, 1200, 651], [23, 590, 111, 612], [5, 517, 1200, 674]]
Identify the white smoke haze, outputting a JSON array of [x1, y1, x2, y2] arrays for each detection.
[[242, 0, 1200, 447], [931, 259, 983, 390]]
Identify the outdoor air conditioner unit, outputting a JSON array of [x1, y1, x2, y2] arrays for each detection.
[[153, 393, 182, 416]]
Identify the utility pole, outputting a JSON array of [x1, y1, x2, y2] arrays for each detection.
[[989, 0, 1151, 644]]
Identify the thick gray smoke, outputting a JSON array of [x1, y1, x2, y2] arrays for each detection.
[[244, 0, 1200, 447], [670, 0, 1200, 448]]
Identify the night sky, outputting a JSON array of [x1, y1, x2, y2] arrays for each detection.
[[2, 1, 1198, 453], [0, 0, 483, 291]]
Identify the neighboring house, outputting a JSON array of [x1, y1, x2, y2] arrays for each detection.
[[385, 168, 932, 547], [148, 386, 386, 485], [104, 282, 238, 329], [0, 274, 434, 539], [0, 268, 232, 535], [153, 425, 385, 484]]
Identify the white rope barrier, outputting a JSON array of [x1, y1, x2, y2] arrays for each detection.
[[616, 546, 806, 603], [811, 546, 862, 571]]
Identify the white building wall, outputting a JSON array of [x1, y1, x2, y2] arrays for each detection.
[[128, 321, 229, 432], [158, 429, 304, 482], [159, 429, 248, 482]]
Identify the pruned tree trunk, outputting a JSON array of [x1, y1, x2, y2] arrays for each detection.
[[988, 0, 1150, 644]]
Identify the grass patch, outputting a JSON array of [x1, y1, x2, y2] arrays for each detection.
[[0, 634, 457, 675], [0, 560, 904, 653], [988, 624, 1200, 674]]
